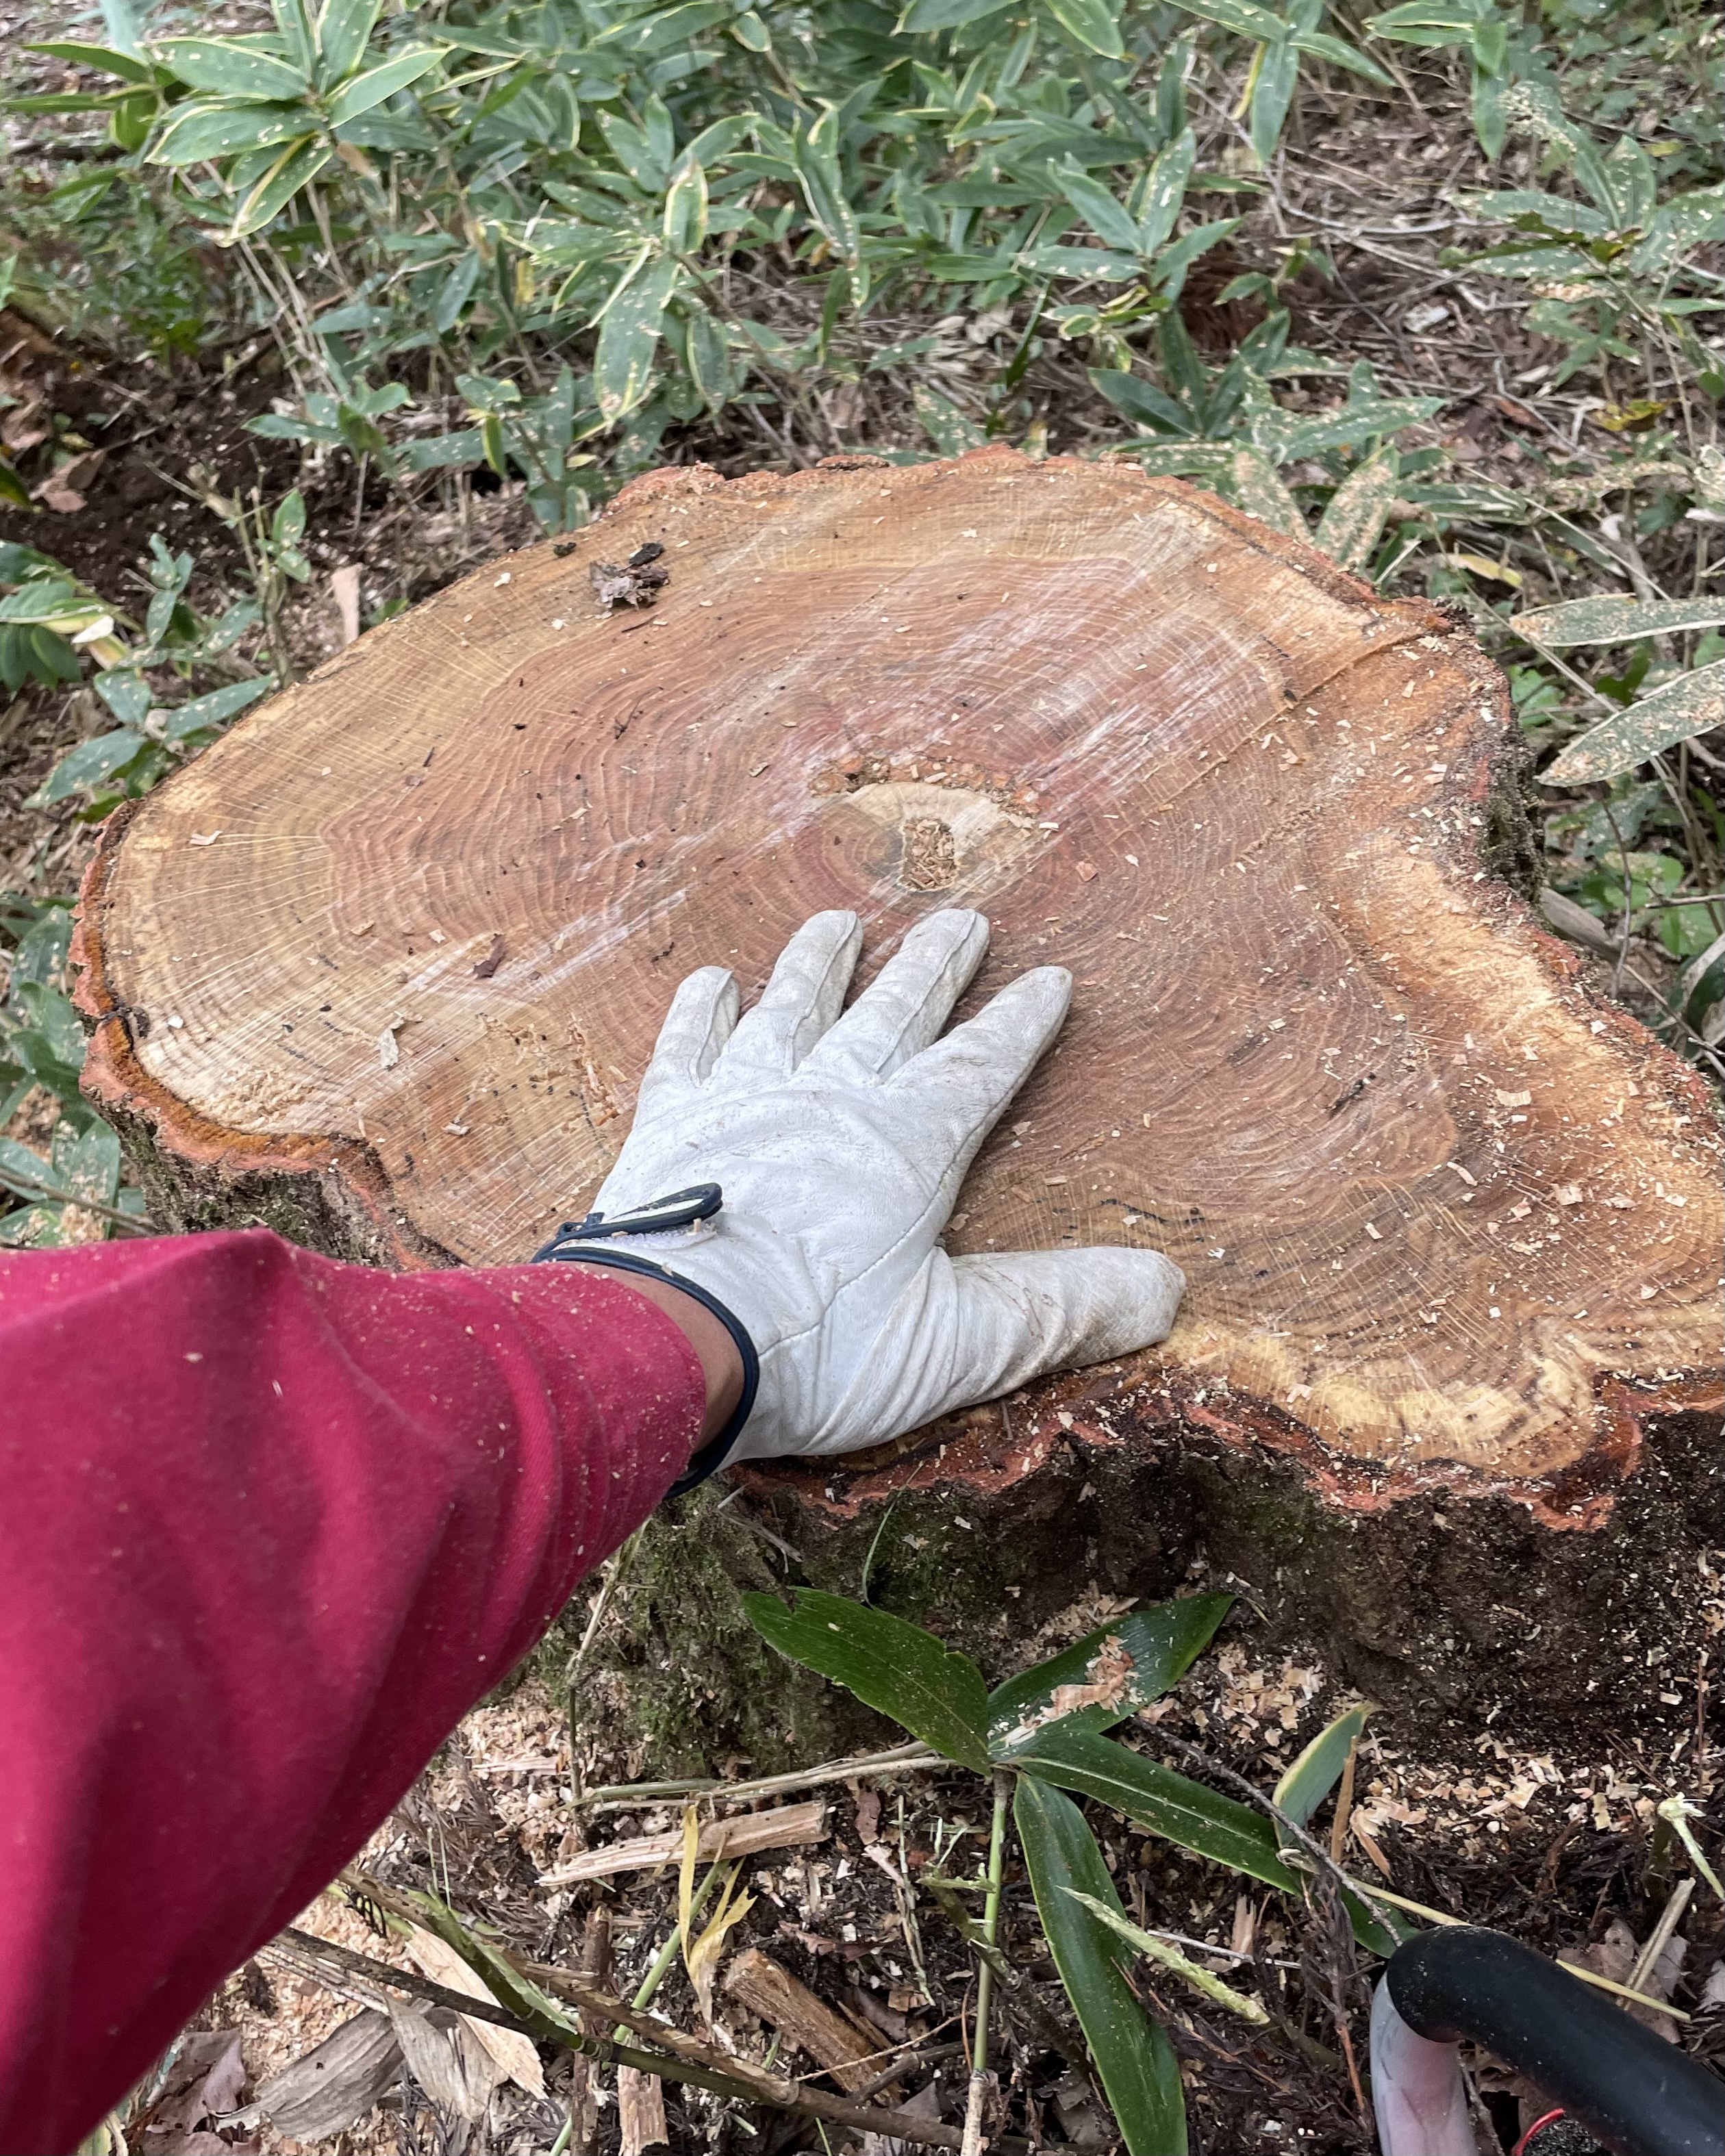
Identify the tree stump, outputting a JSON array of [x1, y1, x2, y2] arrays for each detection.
[[74, 449, 1721, 1751]]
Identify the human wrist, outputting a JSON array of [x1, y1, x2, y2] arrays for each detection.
[[614, 1272, 745, 1445]]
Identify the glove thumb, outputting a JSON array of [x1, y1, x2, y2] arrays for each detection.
[[935, 1247, 1186, 1416]]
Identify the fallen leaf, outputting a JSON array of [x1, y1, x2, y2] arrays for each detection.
[[405, 1924, 546, 2098]]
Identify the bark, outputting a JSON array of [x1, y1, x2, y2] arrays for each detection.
[[72, 448, 1723, 1749]]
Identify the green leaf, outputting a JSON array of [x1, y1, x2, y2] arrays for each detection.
[[794, 107, 860, 265], [1057, 165, 1142, 255], [1249, 38, 1299, 166], [1015, 1778, 1187, 2155], [1511, 594, 1725, 648], [1544, 660, 1725, 786], [0, 461, 34, 513], [988, 1595, 1232, 1757], [0, 1204, 66, 1248], [733, 9, 772, 47], [159, 676, 272, 740], [1137, 128, 1196, 255], [58, 1119, 121, 1207], [150, 98, 313, 166], [314, 0, 383, 84], [155, 36, 309, 99], [1676, 931, 1725, 1047], [1364, 1, 1478, 43], [898, 0, 1013, 25], [593, 253, 683, 422], [1251, 394, 1441, 461], [273, 489, 307, 548], [1313, 445, 1400, 572], [0, 1134, 66, 1196], [662, 160, 709, 254], [433, 251, 482, 333], [1272, 1703, 1371, 1830], [914, 383, 985, 456], [26, 730, 147, 807], [95, 670, 151, 728], [1018, 1727, 1403, 1954], [228, 138, 331, 239], [685, 310, 732, 407], [1288, 27, 1394, 84], [25, 40, 155, 85], [1226, 445, 1303, 536], [1042, 0, 1126, 59], [325, 45, 442, 126], [1090, 370, 1194, 437], [743, 1588, 992, 1771], [1166, 0, 1284, 36], [1016, 1726, 1302, 1890]]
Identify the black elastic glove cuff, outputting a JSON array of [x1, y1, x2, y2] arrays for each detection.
[[532, 1187, 758, 1495]]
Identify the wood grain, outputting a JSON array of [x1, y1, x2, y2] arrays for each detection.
[[75, 448, 1722, 1523]]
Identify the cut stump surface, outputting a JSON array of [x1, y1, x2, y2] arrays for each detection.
[[75, 450, 1721, 1734]]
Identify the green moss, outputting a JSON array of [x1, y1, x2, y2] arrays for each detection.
[[562, 1489, 894, 1779]]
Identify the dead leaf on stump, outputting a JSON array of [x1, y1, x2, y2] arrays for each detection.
[[590, 542, 670, 613]]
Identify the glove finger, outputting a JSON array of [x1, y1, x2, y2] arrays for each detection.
[[736, 1244, 1185, 1462], [635, 964, 740, 1115], [886, 965, 1070, 1158], [803, 907, 990, 1083], [930, 1246, 1185, 1415], [717, 909, 861, 1082]]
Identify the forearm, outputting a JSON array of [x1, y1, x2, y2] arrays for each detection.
[[0, 1228, 705, 2155]]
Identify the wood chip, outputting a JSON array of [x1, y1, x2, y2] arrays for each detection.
[[540, 1799, 829, 1886], [331, 563, 362, 648], [405, 1923, 546, 2098], [724, 1947, 880, 2092], [619, 2064, 670, 2155]]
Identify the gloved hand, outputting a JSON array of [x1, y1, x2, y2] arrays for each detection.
[[538, 909, 1183, 1471]]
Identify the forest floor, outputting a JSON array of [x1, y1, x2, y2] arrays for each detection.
[[1, 6, 1722, 2152]]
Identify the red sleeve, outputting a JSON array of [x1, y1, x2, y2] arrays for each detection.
[[0, 1227, 705, 2154]]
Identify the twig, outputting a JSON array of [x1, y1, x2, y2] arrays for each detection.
[[0, 1167, 155, 1234], [921, 1877, 1090, 2067], [1150, 1731, 1402, 1944], [960, 1771, 1011, 2156], [1329, 1736, 1359, 1870], [577, 1740, 942, 1812], [1626, 1877, 1693, 2001], [287, 1916, 981, 2149]]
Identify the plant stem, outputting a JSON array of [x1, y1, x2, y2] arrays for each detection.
[[622, 1856, 733, 2034], [961, 1771, 1011, 2156]]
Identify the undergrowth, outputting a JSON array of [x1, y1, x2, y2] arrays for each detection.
[[0, 0, 1720, 1238]]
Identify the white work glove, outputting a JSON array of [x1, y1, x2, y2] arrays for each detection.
[[538, 909, 1183, 1472]]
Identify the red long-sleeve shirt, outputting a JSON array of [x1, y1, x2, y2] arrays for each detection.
[[0, 1228, 705, 2153]]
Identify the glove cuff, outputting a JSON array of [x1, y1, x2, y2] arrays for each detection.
[[532, 1191, 758, 1495]]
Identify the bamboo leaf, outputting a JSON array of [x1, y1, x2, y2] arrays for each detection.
[[157, 676, 272, 741], [1272, 1703, 1371, 1829], [26, 730, 147, 806], [25, 40, 156, 85], [155, 36, 308, 99], [314, 0, 383, 83], [1313, 446, 1400, 571], [227, 138, 330, 240], [1061, 1890, 1272, 2025], [1226, 446, 1303, 537], [1015, 1777, 1187, 2156], [897, 0, 1014, 27], [1056, 164, 1142, 255], [150, 99, 312, 166], [59, 1119, 121, 1207], [1510, 594, 1725, 648], [1166, 0, 1285, 37], [592, 253, 682, 422], [1016, 1726, 1302, 1890], [988, 1594, 1231, 1756], [1544, 660, 1725, 785], [1252, 395, 1442, 461], [743, 1588, 992, 1771], [1135, 128, 1195, 256], [1248, 38, 1299, 166], [1016, 1727, 1404, 1955], [1676, 932, 1725, 1047], [1042, 0, 1126, 60], [685, 1867, 755, 2020], [325, 46, 442, 126], [913, 383, 983, 455], [662, 160, 709, 254]]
